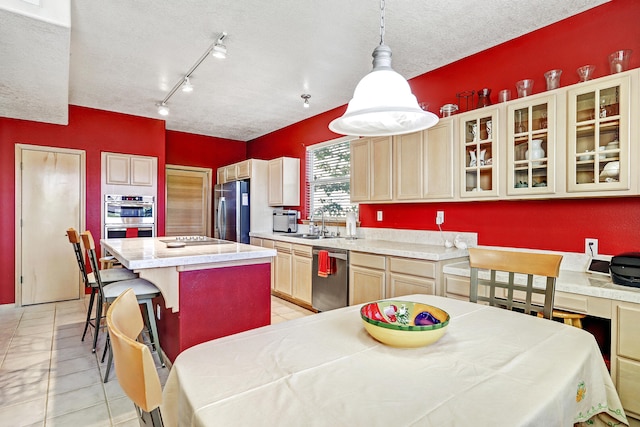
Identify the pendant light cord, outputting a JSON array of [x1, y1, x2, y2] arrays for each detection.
[[379, 0, 385, 45]]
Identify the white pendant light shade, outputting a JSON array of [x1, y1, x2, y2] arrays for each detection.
[[329, 45, 438, 137]]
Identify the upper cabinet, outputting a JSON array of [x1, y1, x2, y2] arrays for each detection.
[[350, 136, 393, 202], [105, 153, 155, 186], [506, 94, 557, 195], [459, 108, 499, 198], [268, 157, 300, 206], [567, 73, 633, 193]]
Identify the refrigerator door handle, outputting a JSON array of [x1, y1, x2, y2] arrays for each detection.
[[217, 196, 226, 240]]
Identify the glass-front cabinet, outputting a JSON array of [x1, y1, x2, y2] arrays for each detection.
[[460, 108, 499, 198], [506, 95, 556, 195], [567, 75, 630, 192]]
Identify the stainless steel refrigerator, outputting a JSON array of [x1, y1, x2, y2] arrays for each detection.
[[214, 180, 250, 243]]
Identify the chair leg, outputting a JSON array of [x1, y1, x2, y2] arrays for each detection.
[[143, 299, 165, 367], [81, 288, 97, 342], [103, 333, 113, 383], [92, 295, 104, 353]]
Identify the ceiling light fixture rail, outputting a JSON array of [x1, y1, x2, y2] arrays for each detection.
[[156, 31, 227, 116]]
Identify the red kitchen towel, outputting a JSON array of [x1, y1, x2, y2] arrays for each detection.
[[318, 250, 331, 277], [125, 228, 138, 238]]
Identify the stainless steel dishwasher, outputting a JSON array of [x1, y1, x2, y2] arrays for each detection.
[[312, 246, 349, 312]]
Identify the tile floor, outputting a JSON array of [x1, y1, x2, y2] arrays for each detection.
[[0, 295, 314, 426]]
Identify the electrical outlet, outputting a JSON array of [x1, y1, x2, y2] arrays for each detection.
[[436, 211, 445, 225], [157, 304, 161, 320], [376, 211, 383, 221], [585, 238, 598, 257]]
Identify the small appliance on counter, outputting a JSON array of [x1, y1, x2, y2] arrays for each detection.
[[610, 252, 640, 288], [273, 209, 298, 233]]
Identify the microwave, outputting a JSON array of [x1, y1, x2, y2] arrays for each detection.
[[273, 209, 298, 233]]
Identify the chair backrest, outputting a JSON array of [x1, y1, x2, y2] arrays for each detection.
[[80, 230, 104, 290], [468, 248, 563, 319], [67, 228, 89, 286], [106, 288, 163, 415]]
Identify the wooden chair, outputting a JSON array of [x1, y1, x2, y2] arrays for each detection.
[[468, 248, 563, 319], [107, 288, 164, 427], [66, 228, 138, 352], [80, 230, 165, 382]]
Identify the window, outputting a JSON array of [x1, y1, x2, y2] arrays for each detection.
[[306, 138, 357, 220]]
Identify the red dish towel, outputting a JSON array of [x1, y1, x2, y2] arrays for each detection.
[[125, 228, 139, 238], [318, 250, 331, 277]]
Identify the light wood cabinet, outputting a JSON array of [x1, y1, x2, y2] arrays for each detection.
[[225, 164, 238, 182], [105, 153, 154, 186], [394, 131, 423, 200], [268, 157, 300, 206], [506, 94, 557, 195], [274, 241, 293, 296], [567, 73, 633, 193], [459, 107, 499, 198], [350, 136, 393, 202], [349, 252, 386, 305], [612, 301, 640, 419], [387, 257, 436, 297], [292, 244, 312, 304], [216, 167, 225, 185], [423, 119, 455, 199], [217, 159, 254, 184]]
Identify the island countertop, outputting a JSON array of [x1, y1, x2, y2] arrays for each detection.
[[101, 237, 276, 270]]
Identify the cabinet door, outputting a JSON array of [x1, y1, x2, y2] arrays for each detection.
[[216, 168, 226, 185], [616, 358, 640, 418], [424, 119, 454, 199], [350, 139, 371, 202], [274, 245, 292, 296], [261, 239, 276, 290], [370, 136, 393, 201], [387, 273, 435, 298], [395, 131, 423, 200], [460, 108, 499, 197], [567, 74, 631, 192], [349, 266, 385, 305], [106, 154, 130, 185], [268, 159, 283, 205], [226, 164, 238, 182], [130, 156, 154, 186], [237, 160, 251, 179], [292, 245, 312, 304], [506, 95, 556, 195]]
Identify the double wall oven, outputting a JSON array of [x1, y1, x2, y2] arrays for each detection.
[[104, 195, 155, 238]]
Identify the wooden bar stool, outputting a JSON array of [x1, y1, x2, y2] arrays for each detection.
[[537, 310, 586, 328]]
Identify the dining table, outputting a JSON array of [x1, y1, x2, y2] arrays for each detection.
[[161, 294, 628, 427]]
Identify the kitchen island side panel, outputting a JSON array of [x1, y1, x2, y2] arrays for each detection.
[[156, 263, 272, 362]]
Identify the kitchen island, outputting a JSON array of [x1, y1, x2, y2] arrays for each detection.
[[101, 237, 276, 362]]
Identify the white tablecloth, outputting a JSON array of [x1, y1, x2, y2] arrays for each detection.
[[162, 295, 627, 427]]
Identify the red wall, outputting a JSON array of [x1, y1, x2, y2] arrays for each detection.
[[0, 106, 166, 304], [166, 130, 246, 170], [247, 0, 640, 255]]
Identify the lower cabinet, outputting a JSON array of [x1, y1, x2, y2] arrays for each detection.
[[349, 253, 448, 305], [292, 244, 312, 305], [274, 241, 293, 296], [612, 302, 640, 420]]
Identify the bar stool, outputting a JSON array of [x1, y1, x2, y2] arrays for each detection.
[[67, 228, 138, 352], [537, 310, 586, 328], [80, 231, 165, 382]]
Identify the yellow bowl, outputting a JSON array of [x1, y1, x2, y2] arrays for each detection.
[[360, 301, 450, 348]]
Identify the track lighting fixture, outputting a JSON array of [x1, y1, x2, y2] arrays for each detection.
[[181, 77, 193, 93], [155, 31, 227, 116], [301, 94, 311, 108]]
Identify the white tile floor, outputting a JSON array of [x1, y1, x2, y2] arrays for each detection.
[[0, 295, 314, 426]]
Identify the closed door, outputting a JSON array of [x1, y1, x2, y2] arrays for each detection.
[[166, 166, 211, 236], [17, 146, 85, 305]]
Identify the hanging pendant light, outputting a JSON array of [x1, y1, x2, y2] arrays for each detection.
[[329, 0, 438, 137]]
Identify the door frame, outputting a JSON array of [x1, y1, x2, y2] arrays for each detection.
[[165, 164, 212, 236], [15, 144, 86, 307]]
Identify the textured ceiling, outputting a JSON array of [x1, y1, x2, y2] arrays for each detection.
[[1, 0, 609, 141]]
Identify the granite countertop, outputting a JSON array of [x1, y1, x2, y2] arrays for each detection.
[[250, 231, 469, 262], [101, 237, 276, 270], [444, 261, 640, 304]]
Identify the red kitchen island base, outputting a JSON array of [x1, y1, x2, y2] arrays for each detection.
[[155, 262, 271, 363]]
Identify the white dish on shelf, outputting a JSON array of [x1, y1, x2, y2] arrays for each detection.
[[599, 161, 620, 178], [579, 150, 594, 161]]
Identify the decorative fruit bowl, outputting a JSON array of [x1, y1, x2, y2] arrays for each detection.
[[360, 300, 450, 348]]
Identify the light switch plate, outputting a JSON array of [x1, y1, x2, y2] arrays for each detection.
[[376, 211, 383, 221]]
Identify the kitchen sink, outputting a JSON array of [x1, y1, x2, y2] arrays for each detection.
[[285, 234, 336, 240]]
